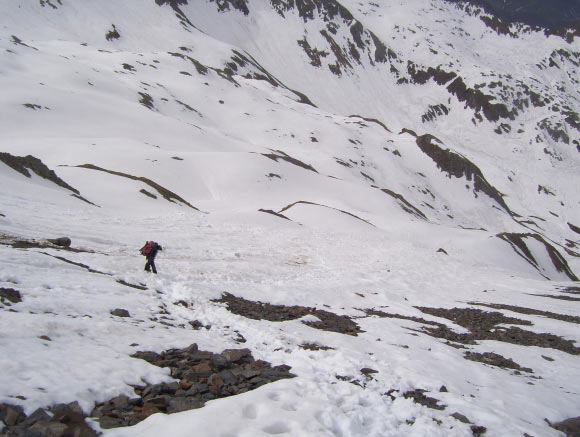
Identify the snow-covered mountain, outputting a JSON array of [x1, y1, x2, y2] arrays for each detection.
[[1, 1, 580, 436]]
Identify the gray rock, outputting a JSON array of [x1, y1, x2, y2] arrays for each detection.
[[167, 398, 203, 414], [163, 382, 180, 395], [211, 354, 230, 370], [451, 412, 471, 424], [109, 395, 130, 410], [221, 348, 252, 363], [21, 408, 50, 427], [27, 421, 68, 437], [0, 403, 25, 426], [184, 344, 198, 355], [110, 308, 131, 318], [552, 416, 580, 435], [48, 237, 71, 248], [99, 416, 125, 429], [131, 351, 160, 363], [218, 370, 238, 386]]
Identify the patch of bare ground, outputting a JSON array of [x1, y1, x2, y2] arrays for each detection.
[[277, 201, 374, 227], [531, 294, 580, 302], [400, 131, 511, 214], [379, 188, 427, 220], [0, 153, 96, 205], [470, 302, 580, 324], [363, 307, 580, 356], [73, 164, 199, 210], [0, 233, 89, 254], [464, 352, 533, 373], [549, 416, 580, 436], [558, 286, 580, 294], [348, 115, 392, 132], [258, 208, 293, 222], [497, 232, 579, 281], [299, 343, 335, 351], [261, 149, 318, 173], [214, 293, 362, 336], [403, 389, 447, 410]]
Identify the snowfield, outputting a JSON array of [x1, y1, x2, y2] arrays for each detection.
[[1, 0, 580, 436]]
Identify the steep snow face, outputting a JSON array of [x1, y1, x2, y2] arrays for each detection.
[[154, 0, 580, 253], [1, 1, 580, 436], [0, 0, 578, 279]]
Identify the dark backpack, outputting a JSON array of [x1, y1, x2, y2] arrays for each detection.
[[140, 241, 155, 256]]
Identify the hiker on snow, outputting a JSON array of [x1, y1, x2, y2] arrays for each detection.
[[140, 241, 163, 274]]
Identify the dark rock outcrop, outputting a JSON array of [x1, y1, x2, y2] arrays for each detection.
[[551, 416, 580, 436], [75, 164, 199, 210], [497, 232, 578, 281], [0, 401, 98, 437], [47, 237, 71, 248], [0, 153, 79, 194], [0, 288, 22, 304], [412, 134, 511, 214], [91, 343, 294, 428], [110, 308, 131, 318]]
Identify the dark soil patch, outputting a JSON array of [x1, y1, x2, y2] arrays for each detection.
[[362, 307, 441, 326], [214, 293, 362, 336], [403, 389, 446, 410], [464, 351, 533, 373], [92, 343, 294, 428], [299, 343, 334, 351], [470, 302, 580, 324], [364, 306, 580, 355], [417, 306, 580, 355]]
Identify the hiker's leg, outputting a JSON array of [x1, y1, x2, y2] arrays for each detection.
[[145, 259, 151, 271], [151, 259, 157, 274]]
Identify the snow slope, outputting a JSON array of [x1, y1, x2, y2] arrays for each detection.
[[1, 0, 580, 436]]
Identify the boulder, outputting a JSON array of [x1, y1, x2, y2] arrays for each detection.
[[0, 288, 22, 304], [0, 403, 25, 426], [48, 237, 72, 248], [552, 416, 580, 435], [110, 308, 131, 318]]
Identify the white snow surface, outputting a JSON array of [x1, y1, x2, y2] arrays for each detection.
[[1, 0, 580, 436]]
